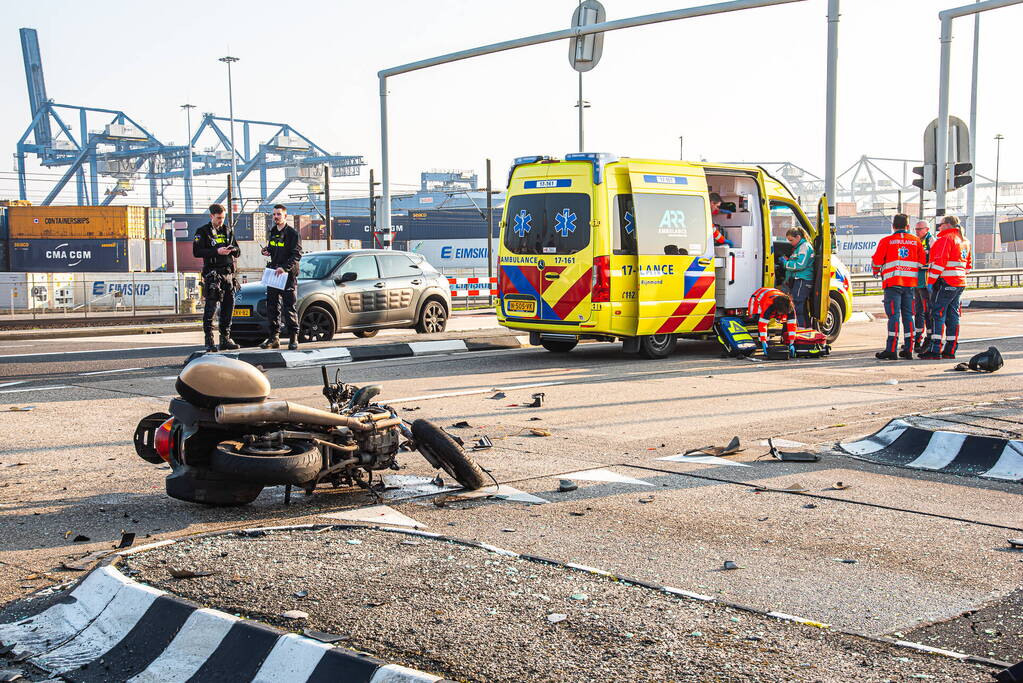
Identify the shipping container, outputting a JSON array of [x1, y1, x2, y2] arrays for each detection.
[[975, 233, 999, 254], [0, 199, 32, 207], [0, 207, 7, 240], [168, 239, 204, 272], [146, 207, 167, 240], [330, 209, 500, 242], [0, 239, 7, 271], [8, 205, 147, 239], [9, 238, 151, 272], [301, 220, 329, 240], [166, 212, 267, 241], [147, 239, 167, 271], [0, 273, 76, 310], [75, 272, 198, 309]]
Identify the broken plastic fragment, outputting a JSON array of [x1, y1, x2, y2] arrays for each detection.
[[558, 479, 578, 492], [722, 561, 739, 570], [281, 610, 309, 620], [547, 613, 567, 624], [527, 393, 545, 408], [168, 568, 215, 579]]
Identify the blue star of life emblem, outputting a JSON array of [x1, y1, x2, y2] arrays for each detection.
[[624, 210, 635, 235], [513, 210, 532, 238], [554, 208, 577, 238], [898, 246, 909, 258]]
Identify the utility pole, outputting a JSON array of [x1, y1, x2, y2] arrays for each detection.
[[181, 104, 195, 213], [369, 169, 377, 249], [486, 158, 494, 305], [966, 0, 981, 243], [824, 0, 839, 227], [679, 136, 684, 160], [219, 55, 240, 211], [324, 164, 331, 250], [226, 174, 233, 230]]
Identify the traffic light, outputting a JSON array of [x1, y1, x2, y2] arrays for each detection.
[[912, 164, 935, 192], [950, 162, 973, 190]]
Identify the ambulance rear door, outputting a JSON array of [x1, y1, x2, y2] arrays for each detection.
[[811, 196, 834, 328], [627, 164, 715, 336]]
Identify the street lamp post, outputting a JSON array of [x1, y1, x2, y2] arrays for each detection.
[[219, 56, 240, 213], [993, 133, 1011, 265], [180, 103, 196, 213]]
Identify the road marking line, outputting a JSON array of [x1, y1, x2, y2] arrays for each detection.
[[0, 381, 26, 388], [78, 367, 144, 376], [0, 344, 199, 359], [0, 384, 72, 394]]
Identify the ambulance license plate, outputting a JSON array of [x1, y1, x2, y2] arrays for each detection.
[[505, 299, 536, 315], [232, 307, 251, 317]]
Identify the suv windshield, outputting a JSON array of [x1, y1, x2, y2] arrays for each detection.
[[298, 253, 343, 280], [503, 192, 590, 255]]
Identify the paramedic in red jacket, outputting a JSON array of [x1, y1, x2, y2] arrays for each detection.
[[748, 287, 797, 356], [920, 215, 973, 359], [710, 193, 734, 248], [871, 214, 925, 360]]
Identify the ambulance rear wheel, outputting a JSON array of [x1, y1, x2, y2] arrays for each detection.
[[541, 339, 577, 353], [639, 334, 677, 359], [821, 297, 844, 343]]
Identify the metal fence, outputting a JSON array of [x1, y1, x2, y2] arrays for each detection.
[[848, 267, 1023, 295], [0, 273, 201, 319]]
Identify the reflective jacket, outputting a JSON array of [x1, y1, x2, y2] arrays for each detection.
[[927, 227, 972, 286], [915, 231, 934, 287], [712, 208, 733, 247], [748, 287, 796, 344], [783, 238, 815, 281], [265, 223, 303, 276], [192, 222, 239, 274], [871, 230, 924, 288]]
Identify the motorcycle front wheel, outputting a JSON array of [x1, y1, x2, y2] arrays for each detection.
[[211, 439, 321, 486], [411, 419, 486, 490]]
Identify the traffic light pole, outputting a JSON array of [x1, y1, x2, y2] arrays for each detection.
[[935, 0, 1023, 217]]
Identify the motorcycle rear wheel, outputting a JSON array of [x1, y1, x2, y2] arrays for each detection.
[[411, 419, 486, 490], [211, 439, 321, 486]]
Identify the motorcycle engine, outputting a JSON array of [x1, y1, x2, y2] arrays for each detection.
[[352, 410, 400, 469]]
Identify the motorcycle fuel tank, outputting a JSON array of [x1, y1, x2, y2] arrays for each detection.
[[177, 355, 271, 408]]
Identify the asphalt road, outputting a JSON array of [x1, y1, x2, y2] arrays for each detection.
[[1, 307, 1021, 679]]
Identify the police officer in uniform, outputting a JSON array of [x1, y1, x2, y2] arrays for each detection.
[[261, 204, 303, 350], [192, 203, 240, 352]]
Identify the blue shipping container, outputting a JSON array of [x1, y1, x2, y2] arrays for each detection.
[[167, 212, 265, 241], [331, 209, 501, 241], [10, 238, 131, 272], [0, 207, 7, 240], [0, 239, 8, 271]]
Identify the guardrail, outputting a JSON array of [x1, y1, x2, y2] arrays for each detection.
[[849, 268, 1023, 295]]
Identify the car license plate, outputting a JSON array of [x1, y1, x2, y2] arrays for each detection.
[[232, 307, 251, 317], [506, 299, 536, 315]]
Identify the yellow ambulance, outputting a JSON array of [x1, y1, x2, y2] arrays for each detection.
[[496, 153, 853, 358]]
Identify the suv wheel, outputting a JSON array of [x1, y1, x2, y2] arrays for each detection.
[[416, 299, 448, 334], [299, 305, 336, 343]]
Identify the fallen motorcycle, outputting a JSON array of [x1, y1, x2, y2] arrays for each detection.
[[133, 355, 486, 505]]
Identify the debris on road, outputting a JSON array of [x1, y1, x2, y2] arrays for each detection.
[[117, 531, 136, 548], [5, 406, 34, 412], [884, 379, 899, 386], [471, 435, 493, 451], [722, 561, 739, 571], [547, 613, 567, 624], [489, 391, 507, 400], [303, 629, 349, 643], [558, 479, 578, 492], [527, 393, 545, 408], [450, 421, 472, 429], [829, 482, 851, 491], [529, 428, 552, 437], [168, 568, 216, 579], [765, 439, 820, 463], [683, 436, 743, 457], [281, 610, 309, 620], [294, 590, 309, 598], [1008, 539, 1023, 549], [753, 482, 809, 493]]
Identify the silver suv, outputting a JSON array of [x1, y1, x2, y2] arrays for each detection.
[[230, 249, 451, 344]]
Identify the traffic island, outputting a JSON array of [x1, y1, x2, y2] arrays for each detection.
[[42, 525, 1002, 682]]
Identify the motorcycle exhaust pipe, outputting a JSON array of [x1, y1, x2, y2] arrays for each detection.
[[215, 400, 399, 432]]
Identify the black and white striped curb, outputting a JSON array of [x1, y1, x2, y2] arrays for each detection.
[[185, 336, 528, 369], [838, 419, 1023, 482], [31, 522, 1005, 674], [0, 549, 445, 682]]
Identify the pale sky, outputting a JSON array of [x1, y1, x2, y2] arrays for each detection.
[[2, 0, 1021, 209]]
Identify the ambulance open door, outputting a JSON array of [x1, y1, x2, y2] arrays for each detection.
[[627, 167, 716, 337], [810, 196, 834, 329]]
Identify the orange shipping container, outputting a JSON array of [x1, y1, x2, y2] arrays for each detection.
[[7, 205, 147, 239]]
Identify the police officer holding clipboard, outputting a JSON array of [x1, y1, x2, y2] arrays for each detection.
[[193, 203, 240, 352], [260, 204, 303, 350]]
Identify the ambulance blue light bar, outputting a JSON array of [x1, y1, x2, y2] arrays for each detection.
[[564, 152, 619, 185], [507, 155, 557, 187]]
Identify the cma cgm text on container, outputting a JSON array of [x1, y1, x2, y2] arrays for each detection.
[[10, 238, 148, 272]]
